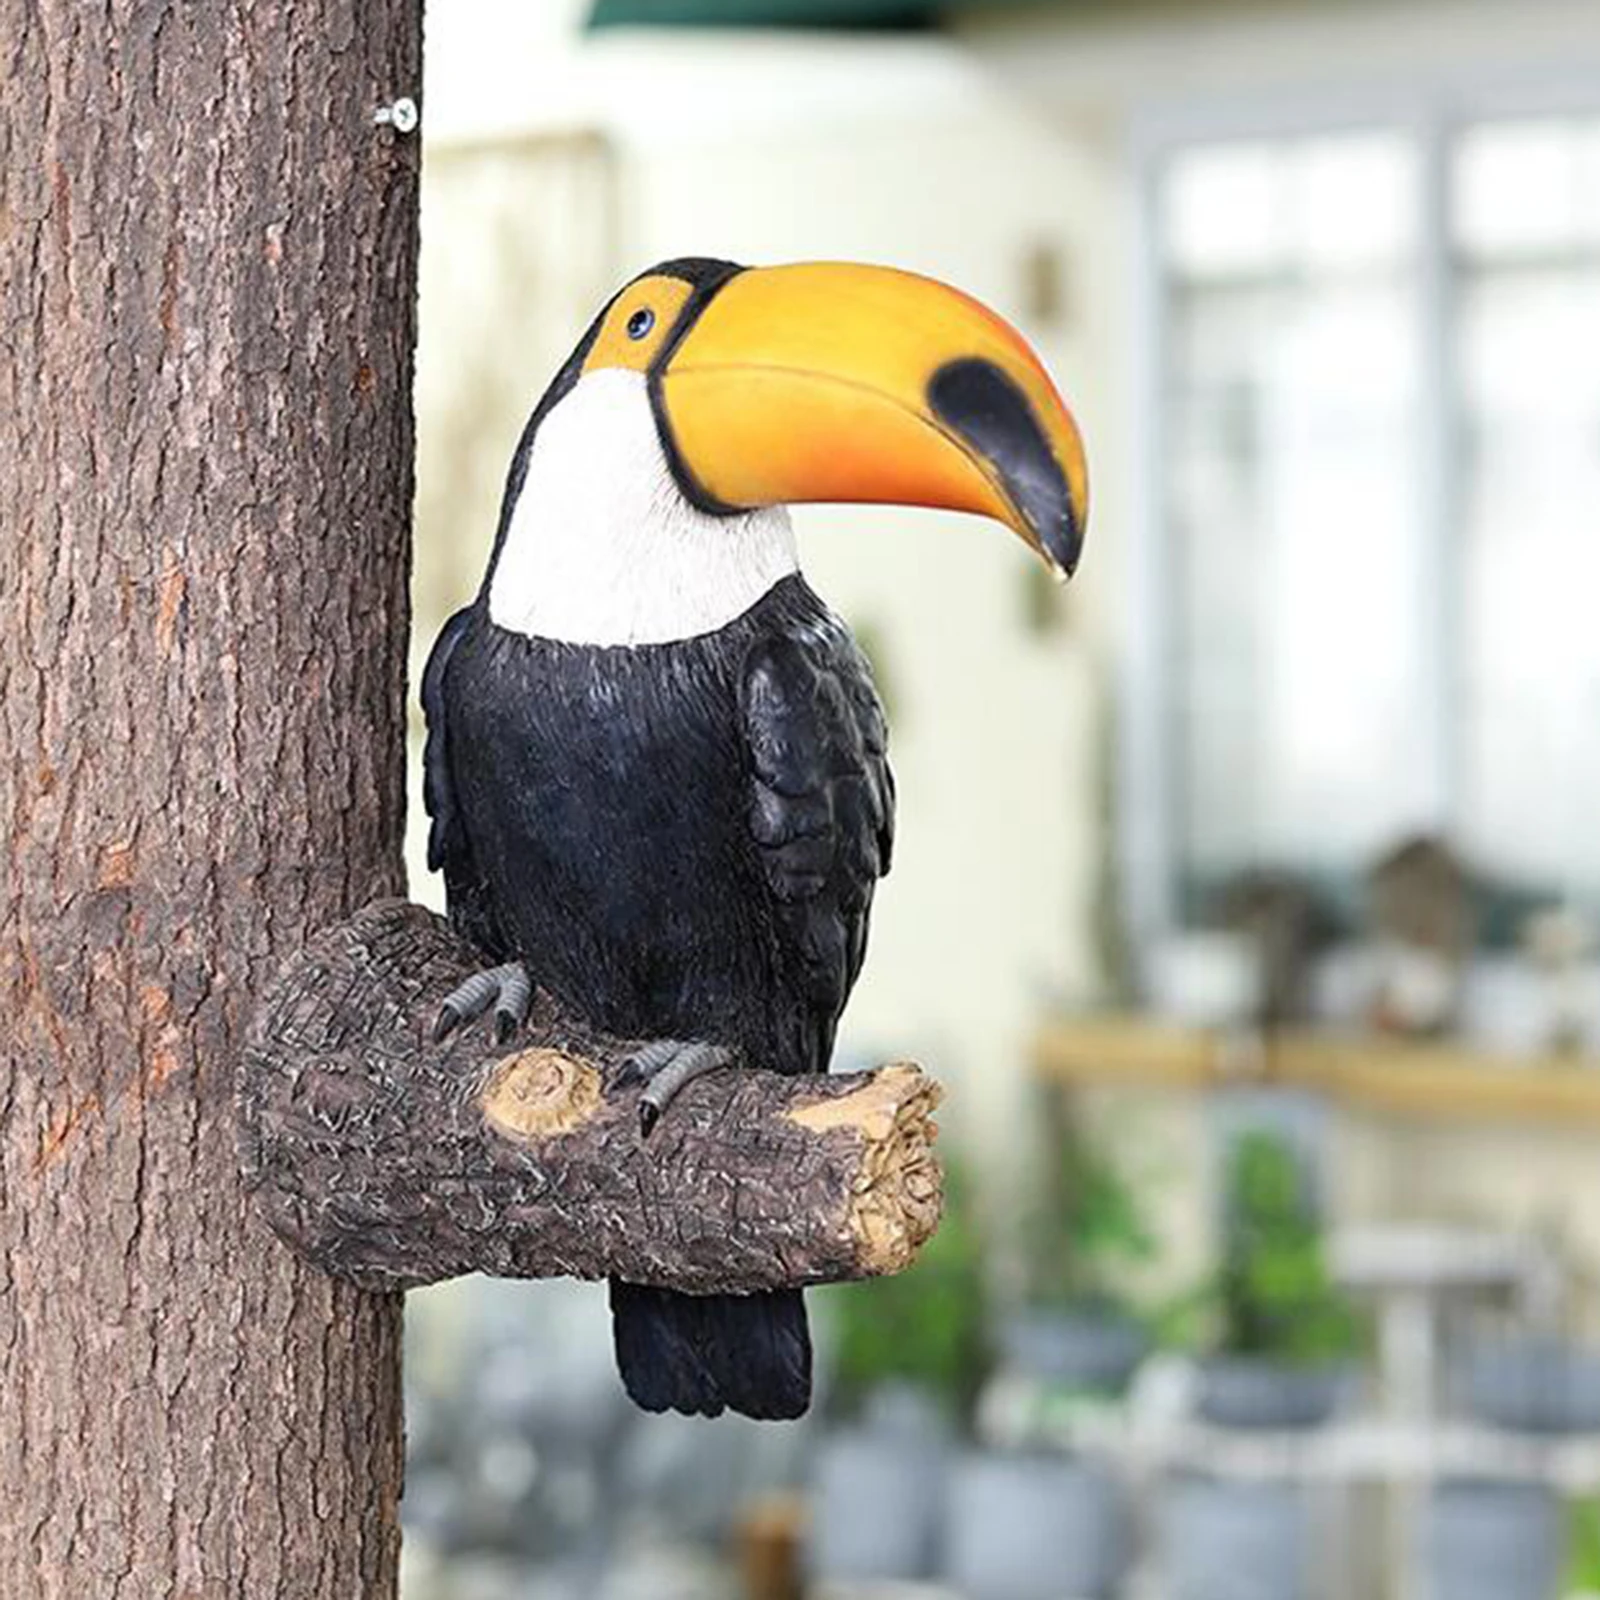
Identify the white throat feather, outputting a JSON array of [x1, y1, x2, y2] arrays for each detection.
[[488, 369, 799, 647]]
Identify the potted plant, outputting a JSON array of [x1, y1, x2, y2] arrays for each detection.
[[1001, 1095, 1156, 1399], [1159, 1126, 1365, 1600], [1457, 1328, 1600, 1435], [932, 1101, 1144, 1600], [805, 1154, 989, 1586], [1162, 1476, 1314, 1600], [1425, 1324, 1600, 1600], [1426, 1479, 1564, 1600], [1197, 1127, 1362, 1429], [942, 1446, 1131, 1600]]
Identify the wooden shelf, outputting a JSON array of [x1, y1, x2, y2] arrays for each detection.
[[1033, 1016, 1600, 1126]]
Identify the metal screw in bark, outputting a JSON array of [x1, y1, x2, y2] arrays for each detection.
[[373, 96, 419, 134]]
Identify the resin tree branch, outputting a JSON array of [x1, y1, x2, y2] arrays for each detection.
[[238, 900, 943, 1295]]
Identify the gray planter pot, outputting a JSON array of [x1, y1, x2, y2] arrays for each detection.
[[806, 1388, 950, 1584], [1458, 1335, 1600, 1434], [1426, 1480, 1564, 1600], [942, 1451, 1130, 1600], [1162, 1476, 1311, 1600], [1000, 1307, 1150, 1396], [1196, 1357, 1347, 1430]]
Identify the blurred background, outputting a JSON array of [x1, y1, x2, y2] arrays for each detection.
[[399, 2, 1600, 1597]]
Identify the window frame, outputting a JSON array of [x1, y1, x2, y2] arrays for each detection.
[[1120, 73, 1600, 972]]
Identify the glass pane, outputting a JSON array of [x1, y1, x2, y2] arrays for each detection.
[[1456, 117, 1592, 261], [1165, 133, 1415, 281], [1296, 133, 1416, 270], [1585, 124, 1600, 246], [1161, 132, 1427, 912], [1165, 143, 1287, 279], [1456, 117, 1600, 903]]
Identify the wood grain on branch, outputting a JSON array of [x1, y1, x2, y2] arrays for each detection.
[[240, 901, 944, 1295]]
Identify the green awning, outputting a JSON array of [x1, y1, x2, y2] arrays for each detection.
[[588, 0, 1036, 29]]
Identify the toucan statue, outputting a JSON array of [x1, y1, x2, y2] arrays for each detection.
[[422, 258, 1087, 1420]]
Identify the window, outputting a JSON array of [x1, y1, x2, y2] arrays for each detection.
[[1141, 107, 1600, 943], [1456, 118, 1600, 917]]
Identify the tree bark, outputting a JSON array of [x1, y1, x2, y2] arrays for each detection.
[[1, 8, 422, 1598], [240, 901, 945, 1295]]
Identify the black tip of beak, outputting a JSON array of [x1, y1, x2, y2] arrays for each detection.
[[927, 357, 1083, 576]]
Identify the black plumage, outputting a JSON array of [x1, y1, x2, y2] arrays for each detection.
[[420, 247, 1087, 1418], [423, 574, 894, 1417]]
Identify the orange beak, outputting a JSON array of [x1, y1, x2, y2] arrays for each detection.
[[654, 262, 1088, 577]]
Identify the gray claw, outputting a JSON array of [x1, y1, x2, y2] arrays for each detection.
[[613, 1037, 682, 1089], [432, 961, 533, 1044], [615, 1040, 735, 1136], [492, 965, 533, 1043]]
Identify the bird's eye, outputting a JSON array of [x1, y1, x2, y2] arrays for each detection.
[[626, 307, 655, 341]]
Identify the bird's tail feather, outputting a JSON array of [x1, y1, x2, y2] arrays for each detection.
[[609, 1280, 811, 1421]]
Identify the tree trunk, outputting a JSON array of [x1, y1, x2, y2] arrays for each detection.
[[0, 8, 423, 1598]]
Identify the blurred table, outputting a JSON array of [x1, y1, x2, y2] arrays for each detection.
[[1333, 1225, 1563, 1600], [1033, 1015, 1600, 1124]]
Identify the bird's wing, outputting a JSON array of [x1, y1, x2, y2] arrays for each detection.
[[421, 605, 508, 958], [742, 614, 895, 1036], [421, 606, 473, 875]]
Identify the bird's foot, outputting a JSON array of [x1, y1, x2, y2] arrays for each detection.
[[613, 1039, 737, 1136], [432, 961, 533, 1045]]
